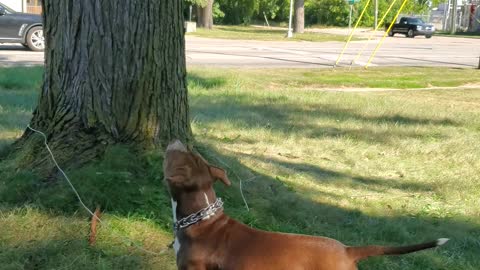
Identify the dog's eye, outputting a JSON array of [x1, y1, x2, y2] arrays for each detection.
[[166, 175, 185, 184]]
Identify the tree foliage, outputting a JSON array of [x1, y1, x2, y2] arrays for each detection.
[[205, 0, 431, 27]]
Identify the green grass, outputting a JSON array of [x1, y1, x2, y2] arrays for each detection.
[[187, 25, 355, 42], [0, 66, 44, 90], [1, 67, 480, 269], [188, 67, 480, 89]]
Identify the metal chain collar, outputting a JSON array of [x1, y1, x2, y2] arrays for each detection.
[[174, 198, 224, 231]]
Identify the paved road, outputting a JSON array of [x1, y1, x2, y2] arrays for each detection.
[[1, 35, 479, 68]]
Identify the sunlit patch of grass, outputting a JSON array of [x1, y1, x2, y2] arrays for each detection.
[[0, 207, 176, 270]]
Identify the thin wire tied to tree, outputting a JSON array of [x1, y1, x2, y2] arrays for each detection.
[[26, 125, 169, 256], [211, 156, 251, 212]]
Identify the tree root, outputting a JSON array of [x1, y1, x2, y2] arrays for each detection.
[[10, 122, 112, 178]]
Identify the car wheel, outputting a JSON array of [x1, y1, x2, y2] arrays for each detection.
[[425, 35, 432, 39], [388, 30, 394, 37], [26, 26, 45, 51], [407, 29, 415, 38]]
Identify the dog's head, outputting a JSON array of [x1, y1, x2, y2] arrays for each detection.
[[163, 140, 231, 199]]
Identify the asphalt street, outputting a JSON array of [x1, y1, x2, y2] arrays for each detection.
[[1, 34, 479, 68]]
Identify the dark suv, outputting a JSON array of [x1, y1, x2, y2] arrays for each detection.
[[0, 2, 44, 51]]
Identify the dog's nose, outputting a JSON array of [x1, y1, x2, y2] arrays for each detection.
[[167, 139, 188, 152]]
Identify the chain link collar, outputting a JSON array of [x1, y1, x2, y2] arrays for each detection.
[[174, 198, 224, 232]]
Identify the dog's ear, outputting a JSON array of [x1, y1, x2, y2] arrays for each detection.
[[209, 166, 231, 186]]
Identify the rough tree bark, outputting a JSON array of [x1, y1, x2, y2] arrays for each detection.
[[15, 0, 192, 174], [196, 0, 214, 29], [294, 0, 305, 34]]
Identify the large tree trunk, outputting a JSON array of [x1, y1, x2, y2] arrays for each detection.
[[15, 0, 192, 174], [196, 0, 214, 29], [294, 0, 305, 34]]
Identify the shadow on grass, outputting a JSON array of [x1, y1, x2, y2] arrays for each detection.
[[191, 92, 457, 144], [187, 73, 227, 90], [0, 138, 15, 159], [233, 153, 433, 193]]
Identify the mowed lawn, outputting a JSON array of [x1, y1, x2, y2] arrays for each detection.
[[187, 25, 355, 42], [1, 66, 479, 269]]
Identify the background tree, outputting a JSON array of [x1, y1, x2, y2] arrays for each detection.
[[294, 0, 305, 33], [188, 0, 215, 29], [257, 0, 289, 22], [15, 0, 192, 174], [197, 0, 215, 29], [217, 0, 258, 24]]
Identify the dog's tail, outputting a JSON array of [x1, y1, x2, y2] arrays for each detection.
[[346, 238, 449, 261]]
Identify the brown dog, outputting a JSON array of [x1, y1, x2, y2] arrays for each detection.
[[163, 140, 448, 270]]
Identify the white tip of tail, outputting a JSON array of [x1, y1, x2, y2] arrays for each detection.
[[436, 238, 450, 246]]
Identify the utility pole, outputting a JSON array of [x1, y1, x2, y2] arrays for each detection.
[[443, 0, 450, 31], [189, 5, 193, 21], [374, 0, 378, 29], [287, 0, 294, 38], [349, 4, 353, 29], [450, 0, 457, 34]]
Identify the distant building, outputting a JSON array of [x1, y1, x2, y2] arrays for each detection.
[[1, 0, 42, 14]]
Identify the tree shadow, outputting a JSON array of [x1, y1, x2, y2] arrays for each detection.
[[0, 138, 15, 158], [190, 92, 457, 145], [233, 152, 434, 193], [187, 73, 227, 90]]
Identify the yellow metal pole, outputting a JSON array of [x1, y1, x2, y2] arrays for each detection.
[[350, 0, 399, 67], [365, 0, 408, 69], [334, 0, 372, 67]]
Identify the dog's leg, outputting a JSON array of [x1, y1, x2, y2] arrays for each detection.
[[171, 199, 181, 256]]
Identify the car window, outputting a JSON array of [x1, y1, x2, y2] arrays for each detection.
[[408, 18, 424, 24], [0, 4, 14, 14]]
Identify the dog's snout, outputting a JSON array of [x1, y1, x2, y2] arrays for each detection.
[[167, 139, 187, 153]]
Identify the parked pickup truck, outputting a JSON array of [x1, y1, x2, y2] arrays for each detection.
[[386, 17, 435, 39]]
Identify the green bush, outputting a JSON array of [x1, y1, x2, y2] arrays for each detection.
[[211, 0, 430, 27], [306, 0, 350, 26]]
